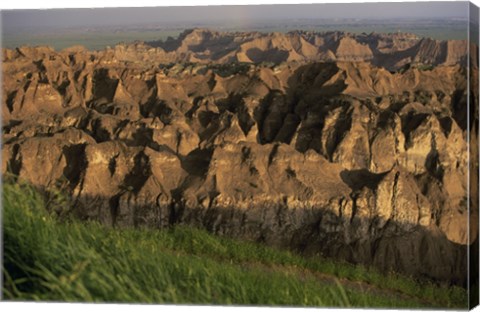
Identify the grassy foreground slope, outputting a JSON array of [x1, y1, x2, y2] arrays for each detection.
[[2, 182, 468, 308]]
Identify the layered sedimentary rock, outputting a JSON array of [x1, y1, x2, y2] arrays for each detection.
[[3, 29, 468, 72], [2, 29, 477, 285]]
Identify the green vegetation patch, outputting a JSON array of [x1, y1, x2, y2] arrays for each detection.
[[2, 181, 468, 307], [207, 63, 252, 77]]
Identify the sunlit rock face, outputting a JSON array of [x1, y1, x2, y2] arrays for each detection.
[[2, 29, 477, 285]]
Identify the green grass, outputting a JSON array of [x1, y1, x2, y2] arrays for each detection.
[[2, 181, 468, 308]]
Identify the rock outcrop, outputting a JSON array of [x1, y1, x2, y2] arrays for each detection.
[[2, 29, 478, 285]]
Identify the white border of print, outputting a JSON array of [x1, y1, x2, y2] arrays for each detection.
[[0, 0, 479, 10]]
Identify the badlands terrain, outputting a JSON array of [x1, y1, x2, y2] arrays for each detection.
[[2, 29, 478, 285]]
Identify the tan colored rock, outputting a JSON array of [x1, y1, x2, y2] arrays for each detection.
[[1, 33, 475, 284]]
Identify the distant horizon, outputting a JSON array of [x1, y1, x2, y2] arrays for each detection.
[[1, 25, 469, 51], [1, 2, 469, 32], [1, 2, 471, 50], [3, 16, 470, 30]]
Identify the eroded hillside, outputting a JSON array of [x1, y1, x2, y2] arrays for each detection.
[[1, 29, 478, 285]]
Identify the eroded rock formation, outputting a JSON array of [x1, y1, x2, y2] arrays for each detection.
[[2, 29, 478, 285]]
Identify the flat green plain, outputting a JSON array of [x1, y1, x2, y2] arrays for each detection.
[[2, 29, 183, 51], [2, 19, 468, 51]]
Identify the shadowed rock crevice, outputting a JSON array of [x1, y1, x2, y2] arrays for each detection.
[[89, 68, 119, 107], [340, 169, 387, 191], [246, 48, 290, 64], [62, 144, 88, 189], [450, 89, 468, 131], [5, 91, 17, 113], [6, 144, 22, 176], [181, 148, 214, 177], [122, 151, 151, 194]]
